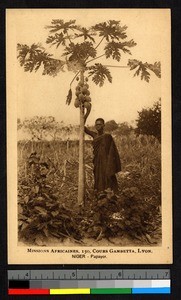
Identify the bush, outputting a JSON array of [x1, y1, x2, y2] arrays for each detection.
[[135, 99, 161, 142]]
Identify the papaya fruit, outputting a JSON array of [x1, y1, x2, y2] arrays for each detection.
[[78, 93, 85, 102], [85, 90, 90, 96], [78, 81, 84, 87], [84, 95, 91, 102], [83, 101, 91, 109], [75, 90, 80, 97], [82, 86, 88, 94], [74, 98, 80, 108]]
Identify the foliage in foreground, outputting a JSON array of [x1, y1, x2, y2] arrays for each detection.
[[18, 134, 161, 246]]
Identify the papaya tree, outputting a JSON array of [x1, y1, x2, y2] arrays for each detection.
[[17, 19, 161, 205]]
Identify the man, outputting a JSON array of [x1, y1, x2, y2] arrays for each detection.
[[84, 118, 121, 194]]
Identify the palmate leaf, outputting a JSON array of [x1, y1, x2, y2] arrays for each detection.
[[105, 39, 137, 61], [17, 43, 45, 70], [145, 62, 161, 78], [42, 58, 65, 77], [119, 39, 137, 53], [17, 43, 65, 76], [92, 20, 128, 42], [128, 59, 161, 82], [46, 32, 67, 48], [45, 19, 78, 34], [105, 41, 121, 61], [74, 27, 96, 42], [88, 63, 112, 87], [63, 41, 97, 63]]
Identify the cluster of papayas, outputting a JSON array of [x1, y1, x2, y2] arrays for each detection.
[[74, 77, 91, 108]]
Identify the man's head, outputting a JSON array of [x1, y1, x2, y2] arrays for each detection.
[[95, 118, 105, 133]]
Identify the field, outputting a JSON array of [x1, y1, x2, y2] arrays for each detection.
[[18, 133, 161, 246]]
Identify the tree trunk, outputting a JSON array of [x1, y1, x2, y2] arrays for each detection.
[[78, 71, 85, 205]]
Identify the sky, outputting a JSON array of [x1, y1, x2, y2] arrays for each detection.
[[7, 9, 170, 126]]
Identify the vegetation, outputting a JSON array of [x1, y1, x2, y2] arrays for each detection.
[[18, 131, 161, 246], [135, 99, 161, 142], [17, 19, 161, 204]]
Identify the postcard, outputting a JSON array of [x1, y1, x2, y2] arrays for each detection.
[[7, 8, 172, 264]]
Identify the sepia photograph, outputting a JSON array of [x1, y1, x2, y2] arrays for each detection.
[[7, 8, 172, 264]]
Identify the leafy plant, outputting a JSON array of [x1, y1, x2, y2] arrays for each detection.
[[18, 132, 161, 245], [18, 152, 83, 245]]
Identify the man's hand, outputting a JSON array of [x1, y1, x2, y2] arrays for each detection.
[[84, 126, 96, 138]]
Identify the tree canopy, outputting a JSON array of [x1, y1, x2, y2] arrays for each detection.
[[135, 99, 161, 142], [17, 19, 161, 95]]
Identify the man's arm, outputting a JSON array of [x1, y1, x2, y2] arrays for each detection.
[[84, 111, 96, 138], [84, 126, 97, 138]]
